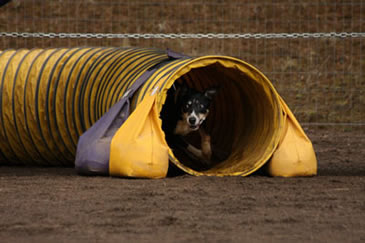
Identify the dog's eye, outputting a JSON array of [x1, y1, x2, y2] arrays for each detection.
[[201, 109, 209, 114]]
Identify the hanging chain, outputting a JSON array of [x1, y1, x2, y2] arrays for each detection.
[[0, 32, 364, 39]]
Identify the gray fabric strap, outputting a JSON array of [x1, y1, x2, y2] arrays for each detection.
[[124, 49, 190, 99], [75, 49, 187, 176]]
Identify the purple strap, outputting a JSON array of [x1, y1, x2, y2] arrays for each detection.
[[74, 49, 190, 176], [75, 62, 166, 175]]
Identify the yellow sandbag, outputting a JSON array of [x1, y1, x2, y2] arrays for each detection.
[[109, 91, 169, 179], [266, 97, 317, 177]]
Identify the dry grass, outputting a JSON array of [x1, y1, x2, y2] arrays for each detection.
[[0, 0, 364, 127]]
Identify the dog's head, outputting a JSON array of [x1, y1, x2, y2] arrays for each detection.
[[177, 83, 217, 132]]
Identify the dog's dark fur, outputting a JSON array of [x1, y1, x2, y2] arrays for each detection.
[[161, 82, 217, 163]]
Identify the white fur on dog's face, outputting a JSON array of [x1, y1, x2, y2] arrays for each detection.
[[184, 110, 208, 130], [183, 97, 209, 124], [174, 111, 208, 136], [173, 85, 216, 136]]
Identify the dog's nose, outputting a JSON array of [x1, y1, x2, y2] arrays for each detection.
[[188, 117, 196, 125]]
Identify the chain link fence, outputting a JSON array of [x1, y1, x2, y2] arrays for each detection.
[[0, 0, 364, 131], [1, 31, 365, 39]]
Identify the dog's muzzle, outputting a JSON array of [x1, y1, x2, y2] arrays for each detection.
[[187, 112, 204, 130]]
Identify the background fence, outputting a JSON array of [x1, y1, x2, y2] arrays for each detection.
[[0, 0, 364, 131]]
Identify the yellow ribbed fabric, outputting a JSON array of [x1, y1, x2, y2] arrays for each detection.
[[0, 47, 316, 177]]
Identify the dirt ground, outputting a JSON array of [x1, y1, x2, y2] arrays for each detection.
[[0, 1, 364, 242], [0, 127, 364, 243]]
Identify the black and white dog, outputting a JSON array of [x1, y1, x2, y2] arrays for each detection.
[[161, 82, 217, 163]]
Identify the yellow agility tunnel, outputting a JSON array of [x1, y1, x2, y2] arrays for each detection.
[[0, 47, 317, 177]]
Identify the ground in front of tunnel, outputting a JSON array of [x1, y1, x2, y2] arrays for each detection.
[[0, 127, 364, 243]]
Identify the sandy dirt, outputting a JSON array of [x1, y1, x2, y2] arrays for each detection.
[[0, 127, 364, 243], [0, 1, 364, 242]]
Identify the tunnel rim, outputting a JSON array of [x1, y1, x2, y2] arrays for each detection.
[[155, 55, 284, 177]]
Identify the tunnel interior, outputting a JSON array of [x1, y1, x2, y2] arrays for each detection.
[[160, 61, 282, 176]]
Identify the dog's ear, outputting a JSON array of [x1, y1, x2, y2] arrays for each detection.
[[174, 81, 189, 104], [179, 81, 190, 97], [204, 88, 218, 100]]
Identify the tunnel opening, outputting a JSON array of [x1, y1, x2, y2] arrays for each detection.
[[159, 59, 283, 176]]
